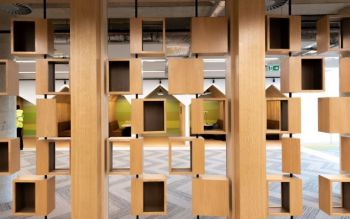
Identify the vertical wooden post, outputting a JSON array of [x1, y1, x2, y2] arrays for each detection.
[[226, 0, 267, 218], [70, 0, 108, 218]]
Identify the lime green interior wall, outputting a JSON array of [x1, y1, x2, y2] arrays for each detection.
[[114, 96, 131, 126], [166, 99, 180, 135], [203, 100, 220, 125], [22, 101, 36, 137]]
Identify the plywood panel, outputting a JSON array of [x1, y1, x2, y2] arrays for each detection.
[[168, 58, 204, 94], [290, 16, 302, 52], [130, 59, 143, 94], [191, 17, 228, 54], [192, 176, 229, 217], [288, 98, 301, 133], [282, 138, 301, 174], [36, 59, 49, 95], [341, 136, 350, 173], [130, 18, 142, 54], [0, 60, 19, 96], [280, 57, 302, 93], [70, 0, 108, 218], [340, 57, 350, 94], [318, 97, 350, 133], [36, 99, 57, 137], [36, 139, 49, 175], [131, 99, 144, 134], [317, 16, 330, 54], [190, 99, 204, 134], [227, 0, 267, 217], [130, 138, 143, 175]]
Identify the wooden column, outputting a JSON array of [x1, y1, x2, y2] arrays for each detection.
[[70, 0, 108, 218], [226, 0, 267, 218]]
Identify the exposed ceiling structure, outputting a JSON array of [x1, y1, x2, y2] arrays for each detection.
[[1, 0, 350, 80]]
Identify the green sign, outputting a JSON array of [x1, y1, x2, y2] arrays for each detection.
[[265, 64, 280, 72]]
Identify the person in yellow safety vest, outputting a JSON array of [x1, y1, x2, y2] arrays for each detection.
[[16, 105, 24, 150]]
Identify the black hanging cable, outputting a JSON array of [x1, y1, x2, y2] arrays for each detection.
[[195, 0, 198, 17], [43, 0, 47, 59], [135, 0, 138, 18]]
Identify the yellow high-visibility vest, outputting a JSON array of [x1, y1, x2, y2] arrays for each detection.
[[16, 109, 24, 128]]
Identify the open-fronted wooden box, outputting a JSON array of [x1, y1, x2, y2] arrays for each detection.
[[266, 97, 301, 134], [319, 175, 350, 216], [282, 137, 301, 174], [36, 137, 70, 176], [36, 97, 71, 138], [191, 17, 228, 54], [341, 136, 350, 173], [0, 138, 20, 175], [13, 176, 55, 216], [11, 19, 53, 56], [192, 175, 229, 217], [191, 98, 228, 135], [317, 15, 350, 54], [36, 59, 70, 95], [318, 97, 350, 134], [130, 17, 165, 56], [131, 99, 166, 134], [168, 58, 204, 94], [281, 56, 325, 93], [168, 137, 204, 175], [266, 15, 301, 54], [131, 174, 167, 216], [0, 59, 18, 96], [267, 175, 303, 216], [107, 58, 142, 95], [107, 137, 143, 175]]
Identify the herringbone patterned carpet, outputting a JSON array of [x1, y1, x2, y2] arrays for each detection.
[[0, 146, 349, 219]]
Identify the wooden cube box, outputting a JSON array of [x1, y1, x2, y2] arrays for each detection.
[[192, 175, 229, 217], [191, 98, 228, 135], [191, 17, 228, 54], [0, 138, 20, 175], [317, 16, 350, 54], [107, 137, 143, 175], [282, 138, 301, 174], [318, 97, 350, 134], [36, 138, 71, 176], [319, 175, 350, 216], [36, 59, 70, 95], [281, 57, 325, 93], [131, 99, 166, 134], [36, 97, 71, 138], [266, 15, 301, 54], [0, 60, 18, 96], [13, 176, 55, 216], [130, 18, 165, 56], [11, 19, 53, 56], [168, 58, 204, 94], [107, 59, 142, 95], [267, 175, 303, 216], [168, 137, 204, 175], [131, 174, 167, 216], [341, 136, 350, 173], [266, 98, 301, 134]]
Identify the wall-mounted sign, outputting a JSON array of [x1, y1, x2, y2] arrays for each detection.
[[265, 64, 280, 72]]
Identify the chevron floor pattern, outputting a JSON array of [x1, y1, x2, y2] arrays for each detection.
[[0, 146, 349, 219]]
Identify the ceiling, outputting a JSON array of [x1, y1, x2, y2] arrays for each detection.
[[0, 0, 349, 80]]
